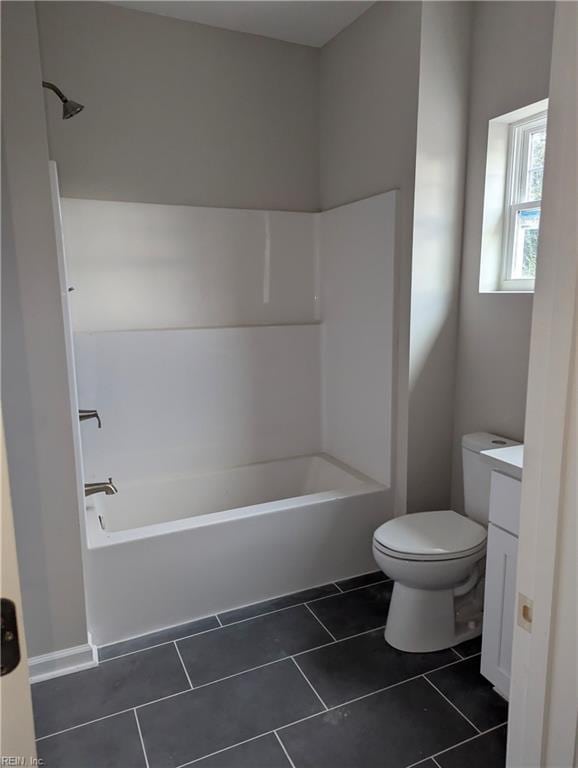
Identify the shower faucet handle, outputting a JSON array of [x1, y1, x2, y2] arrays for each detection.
[[79, 409, 102, 429]]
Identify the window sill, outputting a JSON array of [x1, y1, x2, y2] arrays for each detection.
[[479, 289, 535, 295]]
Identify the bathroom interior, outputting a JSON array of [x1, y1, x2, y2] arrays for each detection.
[[2, 1, 574, 768]]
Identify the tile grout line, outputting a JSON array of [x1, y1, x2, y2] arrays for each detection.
[[34, 687, 194, 742], [35, 707, 137, 742], [217, 575, 389, 624], [35, 630, 367, 743], [452, 648, 482, 661], [304, 603, 338, 642], [177, 658, 480, 768], [99, 604, 330, 663], [176, 730, 282, 768], [290, 657, 328, 711], [98, 608, 307, 663], [218, 587, 342, 626], [36, 645, 470, 745], [34, 650, 469, 744], [403, 721, 508, 768], [275, 731, 297, 768], [171, 622, 387, 697], [102, 618, 387, 669], [298, 657, 468, 716], [97, 579, 392, 663], [163, 657, 290, 699], [293, 624, 384, 656], [422, 675, 481, 734], [133, 709, 150, 768], [96, 618, 220, 661], [173, 641, 194, 690], [309, 578, 391, 601]]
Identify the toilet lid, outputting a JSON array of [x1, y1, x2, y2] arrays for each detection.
[[374, 510, 486, 558]]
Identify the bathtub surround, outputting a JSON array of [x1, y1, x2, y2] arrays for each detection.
[[69, 192, 395, 486], [65, 193, 396, 646], [75, 326, 322, 481], [61, 201, 319, 332], [320, 194, 395, 486]]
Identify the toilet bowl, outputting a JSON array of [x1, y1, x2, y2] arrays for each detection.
[[373, 432, 519, 653], [373, 510, 486, 652]]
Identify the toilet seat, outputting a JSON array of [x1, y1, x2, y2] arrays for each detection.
[[373, 510, 487, 563]]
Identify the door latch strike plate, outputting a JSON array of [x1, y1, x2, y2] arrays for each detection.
[[518, 593, 533, 632]]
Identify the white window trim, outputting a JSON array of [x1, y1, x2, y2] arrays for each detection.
[[501, 111, 548, 292]]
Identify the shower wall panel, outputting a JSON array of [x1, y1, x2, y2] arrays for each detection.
[[320, 191, 396, 485], [67, 194, 396, 487], [75, 324, 321, 482], [61, 199, 318, 331]]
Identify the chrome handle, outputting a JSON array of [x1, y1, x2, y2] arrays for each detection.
[[79, 409, 102, 429], [84, 478, 118, 497]]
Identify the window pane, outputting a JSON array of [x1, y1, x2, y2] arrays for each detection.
[[511, 207, 540, 279], [527, 167, 544, 201], [529, 128, 546, 168], [524, 128, 546, 201]]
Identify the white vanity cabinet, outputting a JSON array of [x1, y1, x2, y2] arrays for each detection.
[[481, 469, 522, 700]]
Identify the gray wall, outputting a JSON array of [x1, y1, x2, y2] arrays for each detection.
[[1, 1, 88, 657], [320, 1, 422, 514], [407, 2, 471, 513], [36, 1, 320, 211], [451, 1, 555, 510]]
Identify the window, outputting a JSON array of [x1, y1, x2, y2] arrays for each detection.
[[502, 111, 547, 290]]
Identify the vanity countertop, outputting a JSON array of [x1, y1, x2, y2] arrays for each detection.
[[481, 444, 524, 480]]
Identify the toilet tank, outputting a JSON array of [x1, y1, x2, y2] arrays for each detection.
[[462, 433, 520, 525]]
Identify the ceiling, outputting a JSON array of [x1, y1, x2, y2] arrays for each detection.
[[110, 1, 374, 47]]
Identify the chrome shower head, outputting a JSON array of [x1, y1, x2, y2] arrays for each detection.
[[42, 81, 84, 120]]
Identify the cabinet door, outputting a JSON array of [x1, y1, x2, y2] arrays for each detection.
[[481, 524, 518, 699], [489, 471, 521, 536]]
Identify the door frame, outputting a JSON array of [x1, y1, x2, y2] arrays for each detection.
[[506, 3, 577, 766], [0, 410, 37, 762]]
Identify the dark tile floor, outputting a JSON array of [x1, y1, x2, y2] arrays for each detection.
[[32, 572, 508, 768]]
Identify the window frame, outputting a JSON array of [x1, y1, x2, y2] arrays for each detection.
[[501, 110, 548, 292]]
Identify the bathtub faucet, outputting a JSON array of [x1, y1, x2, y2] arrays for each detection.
[[85, 478, 118, 497], [79, 409, 102, 428]]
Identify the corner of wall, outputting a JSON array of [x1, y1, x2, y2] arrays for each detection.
[[2, 0, 88, 657]]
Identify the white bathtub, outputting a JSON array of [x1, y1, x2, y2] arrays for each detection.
[[85, 454, 389, 646]]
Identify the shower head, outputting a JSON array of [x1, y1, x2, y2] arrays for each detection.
[[42, 81, 84, 120], [62, 99, 84, 120]]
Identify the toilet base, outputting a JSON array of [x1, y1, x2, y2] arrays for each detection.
[[384, 581, 481, 653]]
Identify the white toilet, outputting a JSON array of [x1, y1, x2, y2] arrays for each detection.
[[373, 432, 519, 653]]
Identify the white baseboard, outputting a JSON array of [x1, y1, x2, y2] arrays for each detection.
[[29, 643, 98, 684]]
